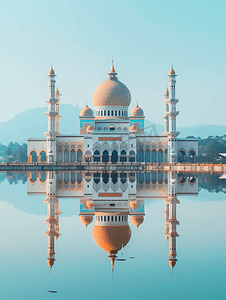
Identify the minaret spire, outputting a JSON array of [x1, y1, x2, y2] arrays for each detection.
[[108, 60, 118, 80]]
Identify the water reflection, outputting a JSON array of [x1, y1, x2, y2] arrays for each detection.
[[27, 171, 198, 273]]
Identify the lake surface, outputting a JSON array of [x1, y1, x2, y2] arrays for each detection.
[[0, 171, 225, 300]]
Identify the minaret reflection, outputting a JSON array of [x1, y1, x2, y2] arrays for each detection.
[[44, 171, 60, 271], [165, 171, 180, 272]]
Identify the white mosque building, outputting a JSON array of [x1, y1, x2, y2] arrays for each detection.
[[27, 63, 198, 163]]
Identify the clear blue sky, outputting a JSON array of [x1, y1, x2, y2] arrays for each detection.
[[0, 0, 225, 127]]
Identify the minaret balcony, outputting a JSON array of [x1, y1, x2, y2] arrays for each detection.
[[45, 111, 58, 116], [166, 111, 179, 117]]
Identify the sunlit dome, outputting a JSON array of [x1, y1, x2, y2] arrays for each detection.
[[80, 216, 93, 228], [131, 104, 144, 117], [130, 124, 137, 133], [93, 63, 131, 107], [48, 67, 55, 75], [169, 68, 175, 75], [93, 225, 131, 252], [80, 104, 93, 117], [131, 216, 144, 229], [55, 88, 60, 95], [164, 88, 169, 95]]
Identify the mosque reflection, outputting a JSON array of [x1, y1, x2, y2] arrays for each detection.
[[27, 171, 198, 273]]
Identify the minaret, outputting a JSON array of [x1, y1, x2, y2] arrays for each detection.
[[45, 67, 59, 163], [55, 88, 62, 135], [44, 171, 59, 271], [166, 171, 180, 273], [163, 67, 180, 162]]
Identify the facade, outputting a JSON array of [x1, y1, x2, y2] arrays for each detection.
[[27, 170, 198, 272], [27, 63, 198, 163]]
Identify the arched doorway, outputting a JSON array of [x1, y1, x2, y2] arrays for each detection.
[[102, 150, 109, 162], [129, 150, 135, 162], [94, 150, 100, 162], [152, 149, 157, 162], [57, 150, 63, 162], [40, 151, 46, 162], [120, 150, 127, 162], [31, 151, 37, 162], [145, 149, 150, 162], [158, 150, 163, 162], [138, 149, 144, 162], [178, 149, 186, 162], [71, 149, 76, 162], [64, 149, 69, 162], [111, 150, 118, 163], [77, 149, 83, 162], [188, 150, 196, 162]]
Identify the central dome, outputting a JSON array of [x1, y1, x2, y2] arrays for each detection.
[[93, 63, 131, 107]]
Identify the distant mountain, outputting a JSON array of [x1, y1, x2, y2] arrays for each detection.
[[178, 125, 226, 139], [0, 105, 225, 145], [0, 104, 81, 145]]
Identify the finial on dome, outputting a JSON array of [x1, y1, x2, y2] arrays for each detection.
[[108, 60, 118, 80], [48, 64, 56, 76]]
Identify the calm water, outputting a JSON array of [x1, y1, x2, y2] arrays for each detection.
[[0, 171, 225, 300]]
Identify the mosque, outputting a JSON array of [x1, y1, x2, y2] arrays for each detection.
[[27, 62, 198, 164], [28, 170, 198, 272]]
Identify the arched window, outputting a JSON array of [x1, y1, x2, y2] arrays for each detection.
[[40, 172, 46, 182], [94, 173, 100, 184], [111, 111, 114, 116], [108, 110, 110, 116], [94, 150, 100, 162], [152, 149, 157, 162], [158, 172, 163, 184], [40, 151, 46, 162], [122, 111, 124, 116], [152, 172, 157, 184], [64, 172, 69, 184], [71, 172, 76, 184], [115, 111, 117, 116], [104, 111, 106, 116], [102, 173, 109, 184], [145, 172, 150, 184], [120, 173, 127, 184], [158, 149, 163, 162], [64, 149, 69, 162], [77, 172, 82, 184], [31, 172, 37, 182], [138, 149, 144, 162], [31, 151, 37, 162], [71, 149, 76, 162], [111, 172, 118, 184], [111, 150, 118, 163], [178, 149, 186, 162], [120, 150, 127, 162], [129, 173, 135, 183], [102, 150, 109, 162], [77, 149, 83, 162], [145, 149, 150, 162], [119, 111, 121, 116], [138, 172, 144, 184], [188, 150, 196, 163], [57, 150, 63, 162], [129, 150, 135, 162], [164, 149, 168, 162], [101, 111, 103, 116]]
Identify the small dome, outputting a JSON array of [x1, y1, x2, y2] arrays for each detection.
[[164, 88, 169, 95], [130, 125, 137, 133], [48, 67, 55, 75], [131, 104, 144, 117], [80, 216, 93, 227], [131, 216, 144, 229], [47, 258, 55, 268], [93, 64, 131, 107], [80, 105, 93, 117], [93, 225, 131, 252], [87, 125, 94, 132], [169, 259, 177, 270], [169, 68, 175, 75], [55, 88, 60, 95]]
